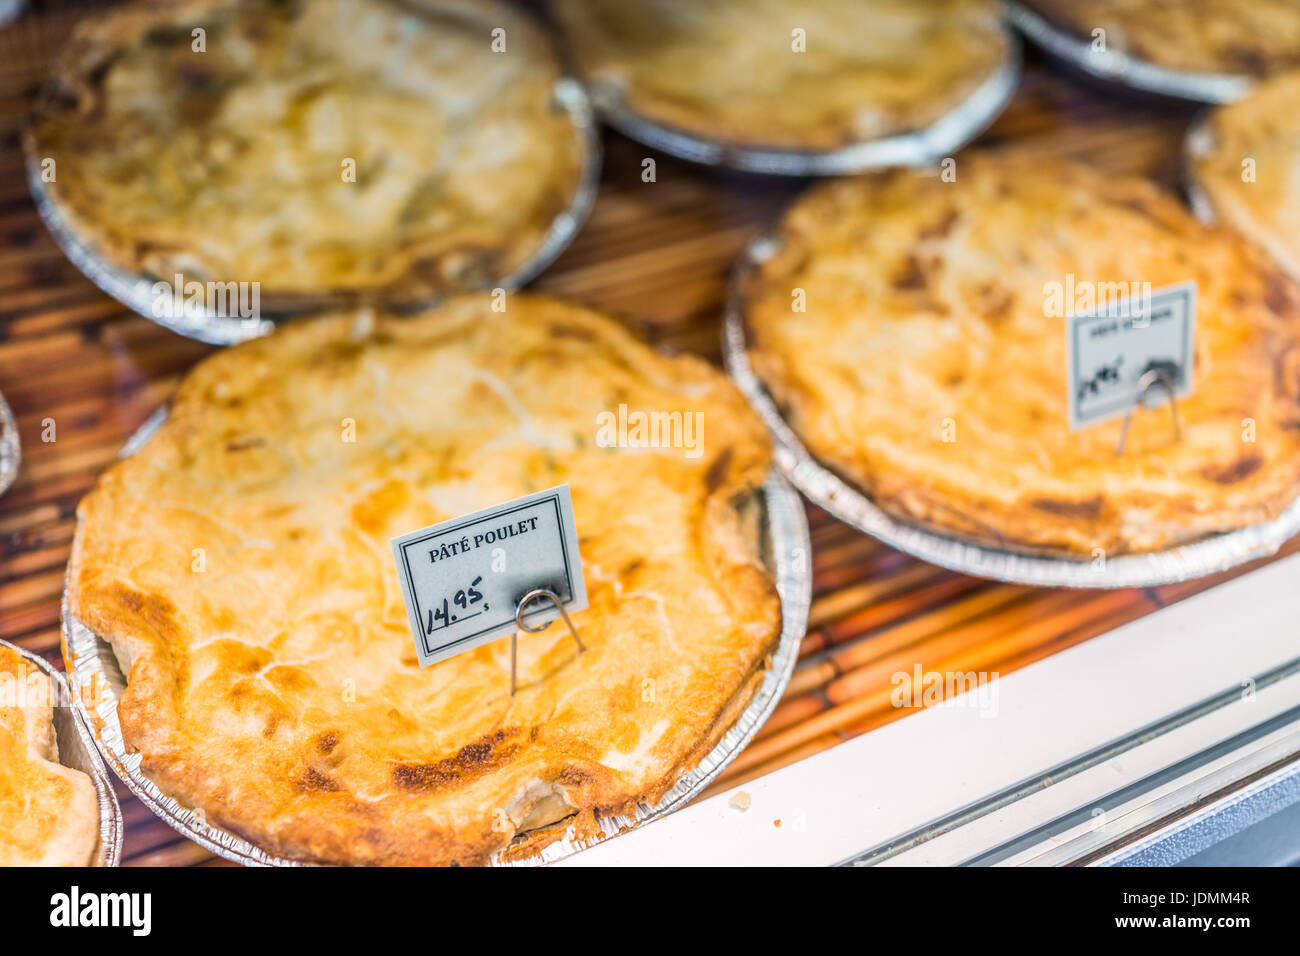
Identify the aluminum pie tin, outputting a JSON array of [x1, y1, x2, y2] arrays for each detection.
[[2, 639, 124, 867], [24, 76, 600, 346], [584, 32, 1021, 176], [0, 390, 18, 497], [724, 235, 1300, 589], [1005, 2, 1253, 105], [61, 409, 811, 866]]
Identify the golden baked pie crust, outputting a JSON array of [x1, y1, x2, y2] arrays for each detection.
[[28, 0, 587, 300], [68, 294, 781, 866], [1023, 1, 1300, 77], [0, 646, 100, 867], [742, 154, 1300, 557], [1189, 71, 1300, 283], [552, 0, 1009, 152]]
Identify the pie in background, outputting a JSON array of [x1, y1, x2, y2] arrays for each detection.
[[0, 646, 100, 867], [1188, 71, 1300, 282], [1022, 1, 1300, 77], [741, 153, 1300, 557], [27, 0, 588, 301], [551, 0, 1010, 152], [67, 294, 782, 866]]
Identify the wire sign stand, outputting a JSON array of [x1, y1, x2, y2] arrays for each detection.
[[1115, 360, 1183, 456], [510, 588, 586, 696]]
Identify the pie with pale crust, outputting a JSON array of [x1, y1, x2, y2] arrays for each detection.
[[551, 0, 1009, 151], [28, 0, 588, 301], [0, 646, 100, 867], [1022, 1, 1300, 77], [67, 294, 781, 866], [1188, 71, 1300, 283], [741, 154, 1300, 557]]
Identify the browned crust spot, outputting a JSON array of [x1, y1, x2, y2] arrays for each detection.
[[294, 767, 343, 793], [705, 447, 733, 494], [1029, 497, 1104, 519], [1201, 454, 1264, 484], [391, 730, 519, 793]]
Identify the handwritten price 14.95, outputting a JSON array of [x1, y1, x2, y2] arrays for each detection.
[[425, 576, 486, 634]]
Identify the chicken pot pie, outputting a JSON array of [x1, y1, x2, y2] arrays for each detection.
[[1187, 71, 1300, 283], [67, 294, 782, 866], [27, 0, 590, 302], [551, 0, 1011, 153], [1021, 1, 1300, 78], [0, 646, 100, 867], [740, 154, 1300, 557]]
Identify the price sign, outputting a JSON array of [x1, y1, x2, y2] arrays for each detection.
[[391, 485, 587, 667], [1066, 280, 1196, 431]]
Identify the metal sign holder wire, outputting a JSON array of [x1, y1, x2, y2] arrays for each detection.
[[1116, 363, 1183, 456], [510, 588, 585, 696]]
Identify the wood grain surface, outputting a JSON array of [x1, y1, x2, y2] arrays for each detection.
[[1, 2, 1293, 866]]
